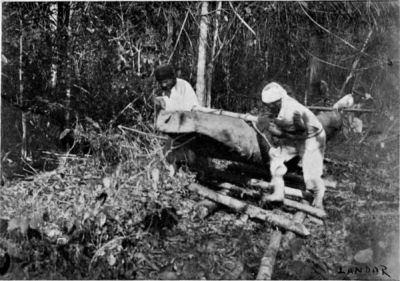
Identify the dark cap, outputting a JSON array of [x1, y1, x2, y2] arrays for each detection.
[[154, 64, 176, 82]]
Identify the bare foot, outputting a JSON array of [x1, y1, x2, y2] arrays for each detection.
[[262, 192, 284, 203], [312, 198, 324, 210]]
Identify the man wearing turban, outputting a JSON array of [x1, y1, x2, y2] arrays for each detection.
[[260, 82, 326, 210]]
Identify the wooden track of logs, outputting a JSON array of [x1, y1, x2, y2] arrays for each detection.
[[189, 167, 330, 279], [188, 183, 310, 236]]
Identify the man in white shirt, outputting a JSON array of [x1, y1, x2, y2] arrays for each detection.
[[260, 82, 326, 210], [154, 64, 200, 111], [333, 87, 373, 134]]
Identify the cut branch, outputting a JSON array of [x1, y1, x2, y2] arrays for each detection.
[[256, 229, 282, 280], [188, 183, 310, 236]]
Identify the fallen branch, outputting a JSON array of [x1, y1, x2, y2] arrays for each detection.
[[256, 229, 282, 280], [188, 183, 310, 236]]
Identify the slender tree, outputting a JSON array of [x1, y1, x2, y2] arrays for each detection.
[[19, 14, 27, 159], [305, 31, 323, 105], [196, 1, 209, 107]]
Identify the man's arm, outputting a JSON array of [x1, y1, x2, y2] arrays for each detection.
[[293, 112, 307, 132], [153, 96, 167, 110]]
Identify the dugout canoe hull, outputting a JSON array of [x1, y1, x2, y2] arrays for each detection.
[[156, 110, 269, 166], [155, 110, 342, 167]]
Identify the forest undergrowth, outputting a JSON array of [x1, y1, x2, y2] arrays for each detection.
[[0, 121, 399, 280]]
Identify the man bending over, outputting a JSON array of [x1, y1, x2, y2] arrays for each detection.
[[260, 82, 326, 210]]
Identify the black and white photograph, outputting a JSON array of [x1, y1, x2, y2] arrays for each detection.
[[0, 1, 399, 279]]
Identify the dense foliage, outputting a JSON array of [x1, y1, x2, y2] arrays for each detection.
[[2, 2, 399, 124]]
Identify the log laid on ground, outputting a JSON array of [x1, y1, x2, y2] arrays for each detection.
[[208, 170, 315, 200], [248, 179, 313, 200], [211, 182, 325, 218], [215, 182, 261, 198], [261, 194, 327, 219], [216, 181, 313, 203], [188, 183, 310, 236], [256, 229, 282, 280]]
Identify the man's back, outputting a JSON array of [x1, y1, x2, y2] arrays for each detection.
[[278, 96, 323, 136]]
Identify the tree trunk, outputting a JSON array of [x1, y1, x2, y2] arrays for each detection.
[[206, 1, 221, 108], [19, 16, 27, 160], [55, 2, 71, 132], [165, 10, 174, 50], [305, 32, 323, 105], [196, 1, 209, 107], [188, 183, 310, 236]]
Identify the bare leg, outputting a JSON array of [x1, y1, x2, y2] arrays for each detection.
[[305, 178, 326, 209], [263, 152, 287, 202], [302, 138, 326, 210]]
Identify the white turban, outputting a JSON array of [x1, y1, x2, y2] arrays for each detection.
[[261, 82, 288, 104]]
